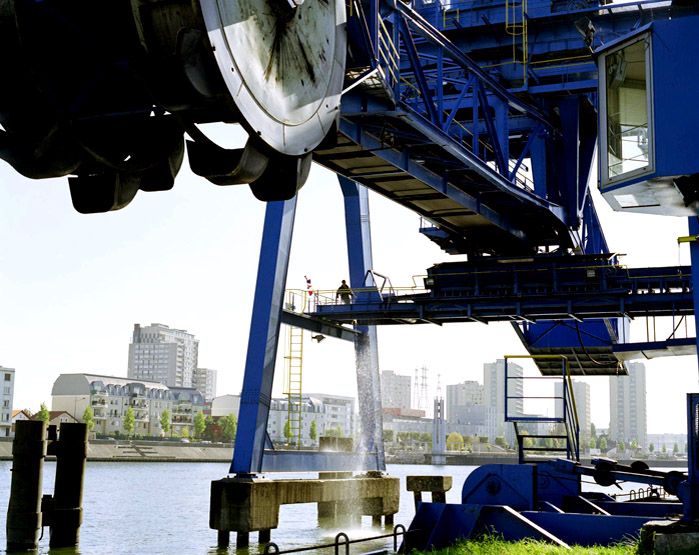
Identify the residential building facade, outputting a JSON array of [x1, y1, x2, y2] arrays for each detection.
[[211, 394, 241, 418], [11, 409, 31, 436], [266, 393, 355, 447], [446, 380, 484, 420], [128, 323, 199, 388], [610, 362, 648, 449], [483, 359, 523, 444], [193, 368, 217, 402], [555, 379, 592, 442], [1, 366, 15, 437], [381, 370, 412, 411], [52, 373, 206, 437]]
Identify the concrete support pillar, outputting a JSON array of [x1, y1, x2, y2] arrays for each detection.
[[6, 420, 46, 551], [217, 530, 229, 548], [50, 422, 88, 548], [259, 529, 271, 544], [236, 532, 249, 548]]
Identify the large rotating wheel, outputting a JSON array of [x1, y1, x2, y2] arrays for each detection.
[[186, 0, 346, 199], [203, 0, 345, 156], [0, 0, 346, 211]]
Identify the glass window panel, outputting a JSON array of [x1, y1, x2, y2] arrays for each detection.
[[606, 39, 650, 180]]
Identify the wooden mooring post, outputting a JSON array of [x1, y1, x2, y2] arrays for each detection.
[[6, 420, 47, 551]]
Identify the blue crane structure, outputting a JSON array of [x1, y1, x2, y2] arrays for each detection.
[[232, 0, 699, 547], [3, 0, 699, 548]]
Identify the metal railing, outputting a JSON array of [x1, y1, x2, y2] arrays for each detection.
[[262, 524, 410, 555], [505, 355, 580, 462]]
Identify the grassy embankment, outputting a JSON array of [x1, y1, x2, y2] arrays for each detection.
[[413, 537, 639, 554]]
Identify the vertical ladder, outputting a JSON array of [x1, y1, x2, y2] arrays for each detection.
[[505, 355, 580, 464], [283, 291, 305, 448], [505, 0, 528, 83]]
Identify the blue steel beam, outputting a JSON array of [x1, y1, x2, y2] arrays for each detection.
[[394, 1, 553, 128], [231, 199, 297, 475]]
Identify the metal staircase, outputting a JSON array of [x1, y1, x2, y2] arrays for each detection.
[[505, 355, 580, 463]]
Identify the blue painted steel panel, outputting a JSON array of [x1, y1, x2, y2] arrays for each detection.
[[461, 464, 535, 511]]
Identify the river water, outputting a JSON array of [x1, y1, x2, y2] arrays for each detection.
[[0, 461, 663, 554]]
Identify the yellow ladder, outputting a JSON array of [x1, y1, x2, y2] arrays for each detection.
[[505, 0, 528, 83], [283, 293, 305, 448]]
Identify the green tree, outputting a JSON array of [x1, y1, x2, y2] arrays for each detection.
[[160, 409, 171, 436], [494, 436, 507, 449], [446, 432, 464, 451], [82, 405, 95, 432], [589, 437, 597, 449], [310, 420, 318, 441], [673, 442, 679, 455], [283, 419, 292, 443], [37, 402, 50, 423], [180, 426, 190, 438], [649, 442, 655, 453], [590, 423, 597, 438], [325, 426, 344, 438], [521, 431, 534, 449], [123, 406, 135, 437], [630, 439, 639, 451], [617, 440, 625, 452], [194, 412, 206, 439], [599, 436, 608, 451], [220, 414, 237, 443], [661, 444, 667, 455], [383, 429, 394, 443]]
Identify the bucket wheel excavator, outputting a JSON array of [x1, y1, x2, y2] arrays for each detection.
[[0, 0, 346, 212]]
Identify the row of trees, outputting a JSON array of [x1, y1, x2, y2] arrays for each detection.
[[76, 404, 238, 441]]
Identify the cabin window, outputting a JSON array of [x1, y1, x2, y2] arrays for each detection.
[[602, 36, 653, 183]]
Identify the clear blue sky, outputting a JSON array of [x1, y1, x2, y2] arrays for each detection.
[[0, 122, 696, 433]]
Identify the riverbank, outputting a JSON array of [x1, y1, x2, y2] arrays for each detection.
[[0, 438, 688, 467], [0, 437, 233, 462], [387, 451, 688, 468]]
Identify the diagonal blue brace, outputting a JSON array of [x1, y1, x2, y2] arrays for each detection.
[[231, 198, 298, 474], [339, 176, 386, 471]]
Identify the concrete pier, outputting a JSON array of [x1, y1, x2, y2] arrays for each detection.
[[406, 475, 453, 509], [210, 473, 400, 547]]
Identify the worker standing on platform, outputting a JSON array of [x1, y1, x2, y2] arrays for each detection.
[[336, 280, 353, 304]]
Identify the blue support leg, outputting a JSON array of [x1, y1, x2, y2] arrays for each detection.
[[339, 176, 386, 470], [684, 216, 699, 518], [231, 198, 298, 474]]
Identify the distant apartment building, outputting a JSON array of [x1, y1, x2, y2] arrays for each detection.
[[193, 368, 217, 402], [267, 393, 355, 447], [445, 380, 495, 438], [555, 380, 591, 441], [610, 362, 647, 449], [484, 359, 523, 444], [446, 380, 483, 419], [1, 366, 15, 437], [381, 370, 412, 411], [128, 323, 199, 388], [52, 373, 205, 437]]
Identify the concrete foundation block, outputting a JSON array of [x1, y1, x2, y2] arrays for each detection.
[[639, 519, 699, 555]]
